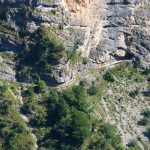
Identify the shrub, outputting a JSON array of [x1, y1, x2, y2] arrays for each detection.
[[0, 81, 8, 93], [19, 27, 28, 37], [67, 50, 79, 64], [145, 128, 150, 140], [129, 88, 140, 98], [88, 85, 98, 95], [88, 121, 123, 150], [69, 110, 90, 146], [103, 71, 115, 82], [139, 109, 150, 140], [51, 10, 56, 15], [36, 80, 47, 93], [58, 23, 64, 30], [79, 80, 87, 86], [82, 57, 89, 65]]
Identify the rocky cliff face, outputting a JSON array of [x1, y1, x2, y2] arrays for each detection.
[[66, 0, 150, 67], [0, 0, 150, 83]]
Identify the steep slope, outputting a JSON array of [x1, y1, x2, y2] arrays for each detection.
[[1, 63, 149, 149], [0, 1, 150, 149], [0, 0, 150, 84], [66, 0, 150, 67]]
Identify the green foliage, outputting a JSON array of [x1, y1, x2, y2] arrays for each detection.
[[103, 63, 144, 83], [18, 25, 66, 83], [129, 87, 140, 98], [19, 27, 29, 37], [140, 109, 150, 126], [58, 23, 64, 30], [0, 88, 34, 150], [46, 91, 69, 125], [19, 66, 30, 77], [51, 110, 90, 149], [139, 109, 150, 140], [0, 82, 18, 104], [7, 131, 34, 150], [0, 81, 8, 93], [67, 49, 79, 64], [103, 71, 115, 82], [19, 5, 32, 18], [82, 57, 89, 65], [23, 84, 93, 149], [69, 110, 90, 146], [21, 81, 126, 150], [0, 62, 148, 149], [0, 100, 10, 115], [23, 93, 37, 112], [51, 10, 56, 15], [88, 84, 98, 95], [79, 80, 87, 86], [88, 121, 123, 150], [36, 80, 47, 93], [29, 25, 65, 65], [127, 140, 141, 150], [146, 128, 150, 140]]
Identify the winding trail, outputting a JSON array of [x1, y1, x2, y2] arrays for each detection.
[[15, 59, 130, 150], [57, 60, 131, 89]]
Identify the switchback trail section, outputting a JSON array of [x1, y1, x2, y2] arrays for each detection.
[[56, 60, 131, 90]]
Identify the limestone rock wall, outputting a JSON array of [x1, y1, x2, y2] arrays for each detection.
[[65, 0, 150, 68], [0, 0, 150, 82]]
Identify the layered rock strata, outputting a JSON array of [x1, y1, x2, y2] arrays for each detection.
[[0, 0, 150, 82]]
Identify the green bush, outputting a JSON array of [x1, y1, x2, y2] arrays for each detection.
[[79, 80, 87, 86], [51, 10, 56, 15], [82, 57, 89, 65], [67, 50, 79, 64], [129, 88, 140, 98], [145, 128, 150, 140], [88, 85, 98, 95], [36, 80, 47, 93], [88, 121, 123, 150], [58, 23, 64, 30], [139, 109, 150, 140], [103, 71, 115, 82], [70, 110, 90, 144]]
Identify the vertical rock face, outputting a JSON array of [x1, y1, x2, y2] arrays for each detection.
[[104, 0, 150, 69], [0, 0, 150, 82], [66, 0, 107, 58], [66, 0, 150, 68]]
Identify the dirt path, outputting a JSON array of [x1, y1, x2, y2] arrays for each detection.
[[57, 60, 130, 89]]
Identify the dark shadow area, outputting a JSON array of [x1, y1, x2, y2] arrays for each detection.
[[142, 91, 150, 97], [143, 131, 150, 141], [111, 49, 134, 61]]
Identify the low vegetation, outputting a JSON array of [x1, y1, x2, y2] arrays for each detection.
[[0, 61, 149, 149], [21, 81, 125, 150], [139, 109, 150, 140], [0, 82, 34, 150]]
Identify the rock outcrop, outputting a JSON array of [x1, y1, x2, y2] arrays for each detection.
[[66, 0, 150, 68], [0, 0, 150, 148], [0, 53, 16, 80], [0, 0, 150, 83]]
